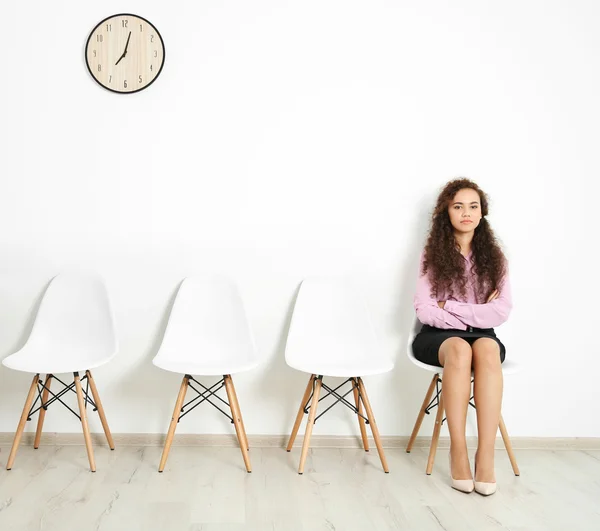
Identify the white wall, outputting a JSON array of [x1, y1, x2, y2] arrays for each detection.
[[0, 0, 598, 438]]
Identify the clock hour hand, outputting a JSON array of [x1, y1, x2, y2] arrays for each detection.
[[115, 31, 132, 65]]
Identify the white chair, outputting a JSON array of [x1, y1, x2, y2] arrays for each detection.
[[153, 275, 258, 473], [2, 273, 117, 472], [285, 278, 393, 474], [405, 319, 520, 476]]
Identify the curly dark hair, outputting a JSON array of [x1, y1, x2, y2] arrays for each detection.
[[422, 178, 507, 302]]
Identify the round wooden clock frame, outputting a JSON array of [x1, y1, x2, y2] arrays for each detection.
[[85, 13, 166, 94]]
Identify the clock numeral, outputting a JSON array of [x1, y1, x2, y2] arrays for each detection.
[[140, 24, 143, 32], [154, 50, 157, 58], [150, 64, 153, 71], [97, 34, 103, 42], [122, 20, 128, 28], [150, 34, 154, 42], [124, 80, 128, 88], [98, 64, 102, 72], [93, 50, 96, 57], [109, 75, 112, 83], [106, 24, 112, 32], [139, 75, 143, 84]]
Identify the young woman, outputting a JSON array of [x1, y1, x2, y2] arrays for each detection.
[[412, 178, 512, 496]]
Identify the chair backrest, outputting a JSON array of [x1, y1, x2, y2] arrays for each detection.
[[25, 272, 117, 357], [285, 277, 385, 367], [407, 317, 423, 361], [154, 275, 256, 364]]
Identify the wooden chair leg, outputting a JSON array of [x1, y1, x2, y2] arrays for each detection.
[[407, 374, 439, 453], [353, 378, 369, 452], [499, 415, 520, 476], [74, 372, 96, 472], [298, 376, 322, 474], [357, 377, 389, 473], [86, 370, 115, 450], [7, 374, 39, 470], [228, 376, 249, 451], [224, 375, 252, 473], [34, 374, 53, 449], [426, 393, 445, 475], [286, 375, 316, 452], [159, 375, 189, 472]]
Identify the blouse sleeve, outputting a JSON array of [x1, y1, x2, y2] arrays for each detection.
[[444, 272, 512, 328], [414, 253, 468, 330]]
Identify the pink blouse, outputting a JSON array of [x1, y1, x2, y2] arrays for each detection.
[[414, 251, 512, 330]]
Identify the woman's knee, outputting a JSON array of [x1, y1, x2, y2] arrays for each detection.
[[439, 338, 472, 369], [472, 338, 502, 369]]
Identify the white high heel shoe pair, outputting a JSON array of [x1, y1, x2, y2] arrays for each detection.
[[448, 452, 497, 496]]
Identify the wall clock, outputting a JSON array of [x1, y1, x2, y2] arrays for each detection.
[[85, 13, 165, 94]]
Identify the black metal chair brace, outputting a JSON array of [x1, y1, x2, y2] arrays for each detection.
[[177, 375, 234, 424], [302, 375, 369, 425], [27, 372, 97, 422]]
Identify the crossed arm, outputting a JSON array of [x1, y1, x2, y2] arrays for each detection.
[[414, 261, 512, 329]]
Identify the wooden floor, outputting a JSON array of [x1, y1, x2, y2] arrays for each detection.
[[0, 445, 598, 530]]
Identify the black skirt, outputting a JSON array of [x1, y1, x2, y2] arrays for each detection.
[[412, 324, 506, 367]]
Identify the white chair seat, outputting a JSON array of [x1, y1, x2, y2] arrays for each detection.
[[153, 358, 259, 376], [407, 351, 521, 376], [3, 346, 115, 375], [407, 319, 521, 375], [287, 359, 394, 378]]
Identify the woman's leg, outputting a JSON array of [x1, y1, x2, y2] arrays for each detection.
[[439, 337, 473, 480], [472, 338, 503, 483]]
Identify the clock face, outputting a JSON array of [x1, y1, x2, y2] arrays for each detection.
[[85, 14, 165, 94]]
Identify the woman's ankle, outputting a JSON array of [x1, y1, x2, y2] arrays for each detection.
[[475, 446, 495, 463], [449, 442, 468, 458], [475, 447, 496, 482]]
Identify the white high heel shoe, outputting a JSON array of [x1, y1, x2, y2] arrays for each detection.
[[448, 452, 474, 493], [474, 452, 497, 496]]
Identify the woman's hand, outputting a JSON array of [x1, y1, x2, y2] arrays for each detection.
[[437, 301, 446, 309], [487, 289, 499, 303]]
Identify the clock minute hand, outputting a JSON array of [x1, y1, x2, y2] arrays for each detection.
[[123, 31, 131, 54], [115, 31, 132, 65]]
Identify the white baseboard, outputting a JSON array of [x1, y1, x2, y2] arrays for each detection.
[[1, 433, 599, 450]]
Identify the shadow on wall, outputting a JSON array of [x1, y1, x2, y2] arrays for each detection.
[[389, 194, 436, 435], [252, 282, 306, 437], [107, 279, 183, 432]]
